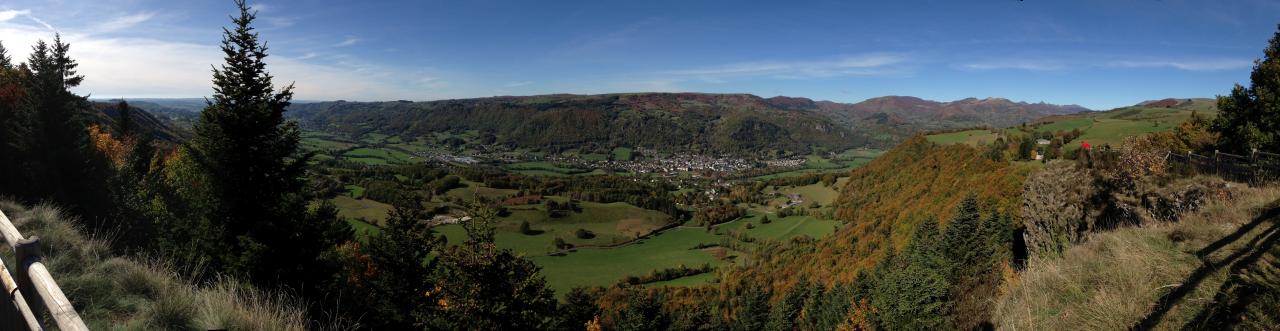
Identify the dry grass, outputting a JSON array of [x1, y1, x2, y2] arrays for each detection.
[[994, 181, 1280, 330], [0, 201, 332, 330]]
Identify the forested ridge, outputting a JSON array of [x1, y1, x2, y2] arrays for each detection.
[[287, 93, 1089, 156], [288, 93, 866, 156]]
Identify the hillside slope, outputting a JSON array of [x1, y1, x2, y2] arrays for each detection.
[[996, 178, 1280, 329], [819, 96, 1088, 130], [718, 136, 1030, 290], [289, 93, 862, 155], [0, 201, 326, 330], [287, 93, 1090, 155]]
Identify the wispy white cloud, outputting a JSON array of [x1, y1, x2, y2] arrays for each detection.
[[249, 3, 272, 14], [0, 9, 30, 22], [958, 60, 1065, 71], [0, 13, 454, 101], [334, 37, 359, 47], [91, 12, 154, 33], [264, 16, 296, 28], [1108, 59, 1252, 71], [0, 9, 52, 31], [505, 81, 534, 87], [665, 54, 910, 79]]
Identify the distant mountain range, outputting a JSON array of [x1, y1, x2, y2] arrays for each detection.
[[282, 93, 1092, 155], [90, 93, 1099, 155]]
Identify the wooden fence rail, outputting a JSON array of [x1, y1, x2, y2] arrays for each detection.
[[0, 208, 88, 331], [1165, 149, 1280, 186]]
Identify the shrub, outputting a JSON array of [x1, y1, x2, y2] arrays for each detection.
[[574, 228, 595, 239], [519, 220, 535, 235], [553, 237, 571, 250]]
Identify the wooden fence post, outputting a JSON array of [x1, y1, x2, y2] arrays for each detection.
[[14, 236, 44, 320]]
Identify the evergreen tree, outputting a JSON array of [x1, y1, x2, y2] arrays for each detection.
[[764, 283, 805, 331], [434, 202, 559, 329], [869, 219, 950, 330], [733, 287, 769, 331], [360, 194, 442, 329], [942, 196, 983, 277], [0, 41, 11, 68], [612, 289, 668, 331], [115, 100, 133, 135], [1213, 24, 1280, 152], [559, 287, 602, 331], [188, 0, 347, 291], [25, 35, 109, 217], [0, 42, 33, 199]]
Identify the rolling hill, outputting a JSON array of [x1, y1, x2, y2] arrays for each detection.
[[286, 93, 1090, 156], [288, 93, 866, 156]]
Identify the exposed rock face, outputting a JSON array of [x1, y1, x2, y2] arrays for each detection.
[[1021, 161, 1100, 257], [1138, 179, 1232, 223], [1022, 161, 1237, 258]]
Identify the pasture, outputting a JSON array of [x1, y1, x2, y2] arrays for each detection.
[[926, 129, 1002, 145]]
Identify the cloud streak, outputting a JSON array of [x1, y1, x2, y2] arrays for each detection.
[[958, 60, 1065, 72], [665, 54, 910, 79], [0, 10, 31, 22], [1108, 59, 1252, 71], [0, 13, 452, 101], [92, 12, 154, 33], [334, 37, 359, 47]]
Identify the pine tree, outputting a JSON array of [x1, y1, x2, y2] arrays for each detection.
[[115, 100, 133, 135], [1213, 24, 1280, 152], [764, 284, 805, 331], [942, 196, 982, 276], [0, 41, 11, 69], [359, 194, 442, 329], [0, 42, 32, 200], [188, 0, 347, 290], [434, 202, 559, 329], [733, 286, 770, 331], [25, 35, 108, 216]]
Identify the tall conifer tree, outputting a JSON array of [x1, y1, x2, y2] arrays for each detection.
[[190, 0, 347, 289]]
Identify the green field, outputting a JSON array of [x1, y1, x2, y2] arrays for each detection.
[[301, 132, 357, 151], [505, 161, 589, 176], [926, 129, 1002, 145], [720, 214, 839, 241], [343, 147, 416, 164], [645, 271, 717, 287], [331, 195, 393, 224], [612, 147, 634, 161], [581, 153, 609, 161], [1073, 118, 1174, 147], [346, 218, 382, 237], [530, 227, 725, 293], [345, 184, 366, 199], [443, 181, 520, 201], [780, 179, 846, 206], [803, 155, 845, 169], [752, 158, 871, 180], [345, 157, 389, 165], [1036, 117, 1093, 132], [436, 199, 672, 254]]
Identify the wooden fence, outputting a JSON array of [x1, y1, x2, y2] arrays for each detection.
[[0, 208, 88, 331], [1165, 149, 1280, 186]]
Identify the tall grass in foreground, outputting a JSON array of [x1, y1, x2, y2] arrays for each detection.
[[994, 181, 1280, 330], [0, 200, 341, 330]]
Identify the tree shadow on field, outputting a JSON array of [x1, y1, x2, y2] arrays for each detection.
[[1131, 206, 1280, 331]]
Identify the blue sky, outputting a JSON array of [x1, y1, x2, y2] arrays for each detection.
[[0, 0, 1277, 109]]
